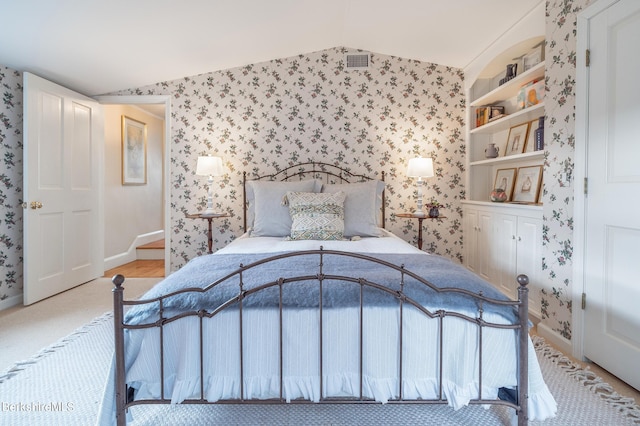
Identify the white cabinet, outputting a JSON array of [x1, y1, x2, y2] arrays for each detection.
[[463, 203, 542, 318], [464, 206, 494, 282], [493, 211, 542, 316]]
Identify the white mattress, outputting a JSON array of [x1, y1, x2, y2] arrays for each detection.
[[98, 232, 556, 424]]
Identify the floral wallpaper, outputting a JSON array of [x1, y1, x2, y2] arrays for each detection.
[[541, 0, 593, 339], [0, 66, 23, 306], [0, 3, 596, 347], [114, 47, 467, 270]]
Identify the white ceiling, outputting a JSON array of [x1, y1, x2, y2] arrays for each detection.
[[0, 0, 542, 96]]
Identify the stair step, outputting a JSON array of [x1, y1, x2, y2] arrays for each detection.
[[136, 239, 164, 260], [137, 239, 165, 250]]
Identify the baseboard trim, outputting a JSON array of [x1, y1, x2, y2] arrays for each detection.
[[0, 293, 23, 311], [104, 230, 164, 270], [537, 321, 572, 355]]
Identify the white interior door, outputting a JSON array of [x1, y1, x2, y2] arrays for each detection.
[[583, 0, 640, 391], [23, 73, 104, 305]]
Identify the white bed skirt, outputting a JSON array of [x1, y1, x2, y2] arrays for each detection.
[[98, 305, 556, 424]]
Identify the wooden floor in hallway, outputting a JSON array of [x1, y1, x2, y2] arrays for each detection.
[[104, 259, 164, 278]]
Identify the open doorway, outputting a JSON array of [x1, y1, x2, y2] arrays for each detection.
[[96, 95, 171, 278]]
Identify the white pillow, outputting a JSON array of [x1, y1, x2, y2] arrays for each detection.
[[321, 180, 385, 237], [286, 191, 346, 240], [247, 179, 320, 237]]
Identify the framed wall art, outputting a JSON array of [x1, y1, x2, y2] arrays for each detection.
[[122, 115, 147, 185], [513, 165, 543, 203], [493, 168, 517, 201], [504, 122, 530, 156]]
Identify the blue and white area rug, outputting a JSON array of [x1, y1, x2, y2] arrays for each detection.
[[1, 312, 639, 425]]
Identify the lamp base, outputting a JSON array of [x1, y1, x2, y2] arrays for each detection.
[[412, 210, 426, 217]]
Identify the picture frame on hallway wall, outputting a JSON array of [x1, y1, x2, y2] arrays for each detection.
[[121, 115, 147, 185]]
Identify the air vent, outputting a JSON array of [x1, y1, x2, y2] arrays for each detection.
[[344, 52, 371, 70]]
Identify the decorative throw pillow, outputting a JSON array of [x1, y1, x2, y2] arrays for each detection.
[[321, 180, 385, 237], [247, 179, 321, 237], [285, 191, 346, 240]]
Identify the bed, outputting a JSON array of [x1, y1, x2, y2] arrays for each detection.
[[99, 162, 556, 425]]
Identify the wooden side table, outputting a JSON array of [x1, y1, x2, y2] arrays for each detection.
[[396, 213, 446, 250], [185, 213, 230, 254]]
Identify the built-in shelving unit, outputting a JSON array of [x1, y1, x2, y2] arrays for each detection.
[[466, 37, 546, 206], [462, 2, 545, 317]]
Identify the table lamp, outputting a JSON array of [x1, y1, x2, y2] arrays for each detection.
[[407, 157, 434, 217], [196, 155, 224, 215]]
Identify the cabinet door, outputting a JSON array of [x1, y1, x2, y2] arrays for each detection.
[[476, 210, 494, 281], [515, 216, 542, 315], [464, 207, 493, 282], [463, 208, 480, 273], [493, 213, 518, 299]]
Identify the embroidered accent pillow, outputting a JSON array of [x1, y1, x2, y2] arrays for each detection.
[[246, 179, 321, 237], [285, 191, 346, 240]]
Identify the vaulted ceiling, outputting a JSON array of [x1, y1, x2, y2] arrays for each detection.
[[0, 0, 542, 96]]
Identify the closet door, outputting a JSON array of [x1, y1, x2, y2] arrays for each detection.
[[582, 0, 640, 391]]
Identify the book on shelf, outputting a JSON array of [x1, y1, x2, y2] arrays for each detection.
[[475, 105, 506, 128]]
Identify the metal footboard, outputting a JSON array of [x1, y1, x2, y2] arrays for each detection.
[[112, 250, 529, 425]]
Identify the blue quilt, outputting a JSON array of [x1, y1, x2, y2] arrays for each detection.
[[124, 251, 517, 325]]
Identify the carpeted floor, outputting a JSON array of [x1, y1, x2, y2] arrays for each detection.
[[0, 312, 639, 426]]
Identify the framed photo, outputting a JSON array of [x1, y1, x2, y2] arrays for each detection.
[[504, 122, 530, 156], [523, 47, 542, 71], [524, 119, 538, 152], [121, 116, 147, 185], [513, 165, 543, 203], [493, 168, 517, 201]]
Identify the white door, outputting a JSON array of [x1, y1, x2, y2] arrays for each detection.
[[23, 73, 104, 305], [583, 0, 640, 390]]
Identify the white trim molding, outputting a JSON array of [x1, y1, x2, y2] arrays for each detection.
[[104, 230, 164, 270]]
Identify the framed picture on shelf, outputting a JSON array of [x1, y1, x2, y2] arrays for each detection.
[[513, 165, 543, 203], [121, 115, 147, 185], [523, 44, 543, 71], [524, 119, 539, 152], [493, 168, 517, 201], [504, 122, 530, 156]]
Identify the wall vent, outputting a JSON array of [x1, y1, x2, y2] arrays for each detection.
[[344, 52, 371, 70]]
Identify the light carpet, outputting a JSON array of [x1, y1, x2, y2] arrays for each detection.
[[1, 312, 639, 426]]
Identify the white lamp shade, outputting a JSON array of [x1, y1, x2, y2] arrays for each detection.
[[196, 156, 224, 177], [407, 157, 434, 178]]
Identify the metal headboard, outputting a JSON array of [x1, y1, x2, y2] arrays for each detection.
[[243, 161, 385, 232]]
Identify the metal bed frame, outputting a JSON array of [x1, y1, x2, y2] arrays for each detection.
[[111, 163, 530, 425]]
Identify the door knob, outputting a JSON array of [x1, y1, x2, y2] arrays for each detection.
[[30, 201, 43, 209]]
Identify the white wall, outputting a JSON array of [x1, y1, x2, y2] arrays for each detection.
[[103, 105, 164, 263]]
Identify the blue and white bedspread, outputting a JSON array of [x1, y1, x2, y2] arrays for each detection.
[[125, 250, 515, 326], [98, 233, 556, 425]]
